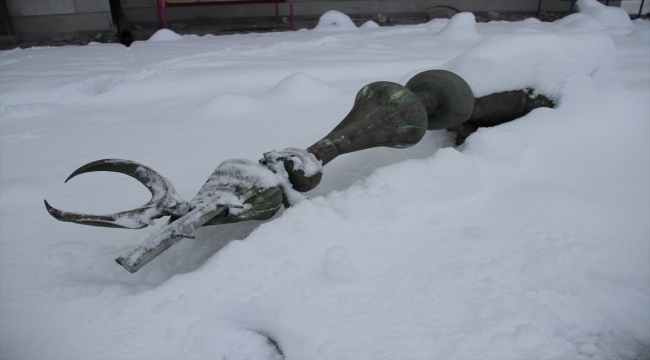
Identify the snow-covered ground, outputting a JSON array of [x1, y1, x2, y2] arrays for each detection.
[[1, 0, 649, 358]]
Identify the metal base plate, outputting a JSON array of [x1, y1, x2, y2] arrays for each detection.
[[405, 70, 474, 130]]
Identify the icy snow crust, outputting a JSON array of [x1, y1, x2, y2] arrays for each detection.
[[1, 9, 649, 360]]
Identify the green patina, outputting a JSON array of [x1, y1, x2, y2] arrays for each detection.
[[396, 124, 421, 133], [389, 88, 409, 104]]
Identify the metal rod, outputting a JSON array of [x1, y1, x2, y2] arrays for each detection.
[[414, 90, 441, 116], [639, 0, 646, 18], [116, 204, 226, 273]]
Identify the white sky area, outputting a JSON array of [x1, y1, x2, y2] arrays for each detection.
[[1, 1, 649, 358]]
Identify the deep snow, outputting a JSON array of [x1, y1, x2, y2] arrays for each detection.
[[1, 5, 649, 360]]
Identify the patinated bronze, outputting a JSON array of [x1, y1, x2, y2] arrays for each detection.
[[406, 70, 475, 130], [45, 69, 553, 273]]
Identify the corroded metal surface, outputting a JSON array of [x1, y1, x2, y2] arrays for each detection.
[[45, 159, 190, 229], [307, 81, 428, 166], [45, 69, 553, 273], [455, 90, 554, 144], [469, 90, 553, 128], [405, 69, 475, 130]]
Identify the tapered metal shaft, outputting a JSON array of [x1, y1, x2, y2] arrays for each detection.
[[307, 81, 428, 166]]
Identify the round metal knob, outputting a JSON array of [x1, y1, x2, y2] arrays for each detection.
[[405, 69, 475, 130]]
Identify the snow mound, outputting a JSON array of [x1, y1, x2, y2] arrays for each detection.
[[552, 13, 588, 27], [553, 13, 606, 31], [269, 72, 337, 102], [196, 93, 261, 118], [520, 17, 542, 25], [564, 15, 607, 30], [365, 147, 482, 205], [321, 245, 361, 282], [148, 29, 184, 41], [577, 0, 634, 28], [5, 73, 124, 105], [314, 10, 358, 31], [436, 12, 481, 39], [463, 128, 530, 169], [76, 74, 123, 96], [403, 30, 616, 101], [628, 27, 650, 42], [310, 148, 482, 225], [360, 20, 380, 29]]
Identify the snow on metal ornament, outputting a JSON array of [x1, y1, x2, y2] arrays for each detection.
[[44, 70, 552, 273]]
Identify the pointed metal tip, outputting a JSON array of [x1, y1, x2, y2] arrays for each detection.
[[64, 159, 117, 183], [115, 257, 137, 273], [44, 199, 53, 212], [44, 199, 61, 219], [61, 159, 172, 203], [44, 198, 146, 229]]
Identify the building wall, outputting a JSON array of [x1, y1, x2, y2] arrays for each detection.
[[4, 0, 622, 36], [123, 0, 621, 26], [5, 0, 112, 34], [123, 0, 590, 25]]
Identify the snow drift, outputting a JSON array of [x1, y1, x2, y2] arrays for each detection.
[[1, 6, 649, 360]]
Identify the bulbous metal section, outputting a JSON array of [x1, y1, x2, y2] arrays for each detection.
[[307, 81, 428, 166], [405, 69, 475, 130]]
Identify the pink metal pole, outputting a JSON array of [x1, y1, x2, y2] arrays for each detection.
[[162, 0, 168, 28], [289, 0, 294, 29], [275, 3, 280, 23]]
